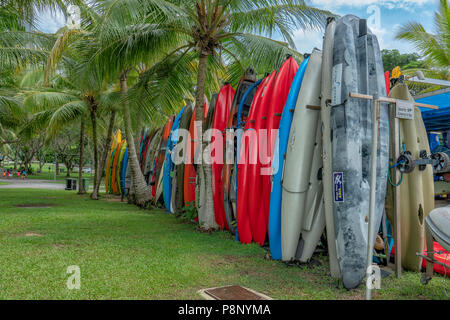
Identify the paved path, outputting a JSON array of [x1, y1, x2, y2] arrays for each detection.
[[0, 178, 105, 192], [0, 178, 66, 190]]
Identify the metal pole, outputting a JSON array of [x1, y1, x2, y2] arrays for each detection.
[[366, 96, 380, 300], [54, 151, 57, 181], [393, 115, 402, 277]]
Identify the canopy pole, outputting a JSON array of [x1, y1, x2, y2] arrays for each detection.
[[365, 95, 380, 300]]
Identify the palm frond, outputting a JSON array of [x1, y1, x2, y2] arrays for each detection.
[[395, 0, 449, 68], [228, 2, 333, 49], [23, 91, 80, 113]]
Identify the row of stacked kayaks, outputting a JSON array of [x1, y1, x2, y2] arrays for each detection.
[[106, 15, 439, 289]]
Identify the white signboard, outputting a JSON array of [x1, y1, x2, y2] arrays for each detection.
[[395, 100, 414, 120]]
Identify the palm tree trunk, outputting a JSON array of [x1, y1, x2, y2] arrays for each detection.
[[194, 52, 216, 229], [120, 69, 151, 207], [195, 53, 208, 126], [91, 111, 116, 200], [14, 149, 18, 171], [89, 103, 99, 199], [197, 128, 219, 230]]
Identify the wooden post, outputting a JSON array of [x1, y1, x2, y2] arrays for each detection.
[[365, 98, 380, 300]]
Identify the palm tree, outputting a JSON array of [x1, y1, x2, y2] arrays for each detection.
[[85, 0, 189, 206], [156, 0, 332, 221], [0, 92, 23, 153], [0, 0, 71, 155], [395, 0, 449, 69], [19, 64, 120, 195], [39, 3, 125, 199]]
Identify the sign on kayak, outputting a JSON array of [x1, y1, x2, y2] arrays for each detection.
[[333, 172, 344, 203], [395, 100, 415, 120]]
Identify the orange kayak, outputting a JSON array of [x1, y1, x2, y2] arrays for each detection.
[[153, 115, 175, 201]]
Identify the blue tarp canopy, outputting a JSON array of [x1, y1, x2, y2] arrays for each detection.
[[418, 90, 450, 132]]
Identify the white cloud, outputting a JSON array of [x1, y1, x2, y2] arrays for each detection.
[[293, 28, 324, 54], [35, 8, 66, 33], [293, 19, 414, 54], [370, 26, 387, 49]]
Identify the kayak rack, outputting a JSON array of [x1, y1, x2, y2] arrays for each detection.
[[347, 92, 438, 300]]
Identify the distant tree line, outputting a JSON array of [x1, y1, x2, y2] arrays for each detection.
[[382, 49, 425, 74]]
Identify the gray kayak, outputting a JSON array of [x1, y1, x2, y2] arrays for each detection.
[[144, 128, 162, 185], [331, 15, 389, 289]]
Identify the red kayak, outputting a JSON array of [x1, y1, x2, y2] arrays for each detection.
[[236, 74, 272, 244], [237, 57, 299, 246], [184, 98, 209, 207], [257, 57, 299, 245], [392, 242, 450, 275], [245, 71, 277, 245], [384, 71, 390, 96], [211, 84, 235, 230], [423, 242, 450, 275]]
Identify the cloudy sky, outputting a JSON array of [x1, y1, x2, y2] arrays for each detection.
[[295, 0, 438, 53], [37, 0, 440, 54]]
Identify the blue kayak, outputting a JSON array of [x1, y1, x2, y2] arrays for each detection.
[[163, 107, 185, 212], [120, 147, 129, 195], [268, 57, 309, 260]]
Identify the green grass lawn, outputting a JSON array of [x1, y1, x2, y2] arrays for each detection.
[[0, 188, 448, 300]]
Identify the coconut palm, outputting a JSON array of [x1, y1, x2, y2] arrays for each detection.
[[39, 2, 126, 198], [21, 1, 173, 202], [0, 92, 23, 153], [19, 63, 120, 195], [146, 0, 332, 222], [125, 0, 332, 209], [83, 0, 190, 206], [0, 0, 70, 147], [395, 0, 449, 69]]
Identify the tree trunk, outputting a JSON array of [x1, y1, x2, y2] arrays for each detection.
[[91, 111, 116, 200], [197, 127, 219, 230], [14, 149, 18, 171], [89, 103, 99, 199], [194, 52, 216, 230], [78, 117, 86, 194], [120, 69, 151, 207]]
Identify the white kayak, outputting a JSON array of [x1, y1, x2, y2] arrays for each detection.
[[281, 49, 324, 262]]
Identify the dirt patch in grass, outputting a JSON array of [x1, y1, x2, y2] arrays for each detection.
[[25, 232, 44, 237], [106, 198, 123, 202], [14, 203, 57, 208]]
